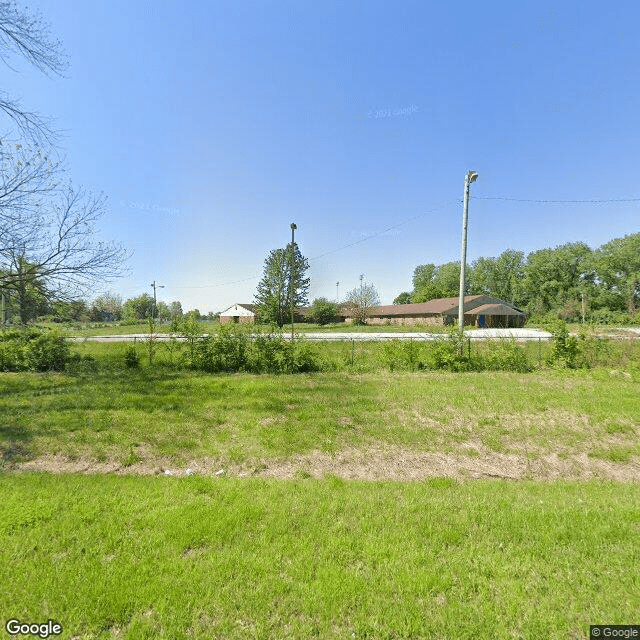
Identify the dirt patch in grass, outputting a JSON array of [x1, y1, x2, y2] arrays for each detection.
[[16, 446, 640, 481]]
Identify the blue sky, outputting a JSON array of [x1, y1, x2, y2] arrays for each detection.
[[6, 0, 640, 312]]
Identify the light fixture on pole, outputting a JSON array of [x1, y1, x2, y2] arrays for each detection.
[[290, 223, 297, 342], [458, 170, 478, 333]]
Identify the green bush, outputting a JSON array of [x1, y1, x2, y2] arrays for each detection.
[[309, 298, 340, 325], [292, 340, 324, 373], [0, 328, 70, 371], [589, 309, 639, 326], [380, 339, 426, 372], [428, 332, 473, 372], [545, 320, 583, 368], [123, 344, 140, 369], [247, 330, 294, 373], [193, 325, 248, 372], [478, 339, 532, 372]]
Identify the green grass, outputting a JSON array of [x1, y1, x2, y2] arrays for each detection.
[[2, 357, 639, 468], [1, 473, 638, 639]]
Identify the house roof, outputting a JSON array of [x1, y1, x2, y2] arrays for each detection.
[[463, 303, 526, 316], [357, 296, 491, 318], [220, 303, 256, 316]]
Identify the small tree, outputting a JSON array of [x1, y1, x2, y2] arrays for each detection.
[[310, 297, 339, 325], [346, 283, 380, 325], [255, 243, 310, 327]]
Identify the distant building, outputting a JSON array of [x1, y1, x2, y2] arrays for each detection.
[[343, 295, 526, 328], [219, 303, 256, 324]]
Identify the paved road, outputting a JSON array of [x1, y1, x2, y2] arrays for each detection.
[[69, 328, 554, 342]]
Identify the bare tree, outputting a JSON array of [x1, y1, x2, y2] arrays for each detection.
[[345, 283, 380, 325], [0, 141, 62, 247], [1, 180, 128, 323], [0, 1, 68, 144]]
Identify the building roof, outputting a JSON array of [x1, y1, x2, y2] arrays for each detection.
[[220, 303, 256, 316], [463, 303, 526, 316], [360, 295, 493, 318]]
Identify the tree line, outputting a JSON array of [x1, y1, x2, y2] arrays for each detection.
[[394, 233, 640, 322]]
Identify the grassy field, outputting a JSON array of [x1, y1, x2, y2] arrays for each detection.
[[1, 473, 638, 639], [2, 345, 639, 475], [2, 341, 639, 639]]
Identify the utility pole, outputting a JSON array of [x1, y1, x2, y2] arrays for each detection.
[[336, 281, 340, 302], [290, 223, 297, 342], [458, 170, 478, 332], [360, 273, 364, 293], [150, 280, 164, 318]]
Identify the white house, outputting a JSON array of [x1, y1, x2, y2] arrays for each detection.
[[219, 303, 256, 324]]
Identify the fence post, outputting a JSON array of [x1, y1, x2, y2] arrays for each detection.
[[538, 337, 541, 366]]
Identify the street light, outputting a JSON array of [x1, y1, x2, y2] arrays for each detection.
[[290, 223, 297, 342], [458, 171, 478, 333], [150, 280, 165, 319]]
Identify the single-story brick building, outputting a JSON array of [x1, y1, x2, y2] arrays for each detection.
[[343, 295, 526, 327]]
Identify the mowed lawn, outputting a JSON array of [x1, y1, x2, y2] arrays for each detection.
[[1, 473, 639, 639], [1, 365, 639, 473]]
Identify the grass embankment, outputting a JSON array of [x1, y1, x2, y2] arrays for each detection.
[[2, 353, 639, 475], [1, 473, 638, 639]]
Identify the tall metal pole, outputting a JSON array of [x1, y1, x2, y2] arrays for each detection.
[[360, 273, 364, 293], [290, 223, 296, 342], [336, 281, 339, 302], [458, 171, 478, 332], [150, 281, 164, 318]]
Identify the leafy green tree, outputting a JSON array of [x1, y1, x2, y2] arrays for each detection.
[[345, 283, 380, 324], [309, 297, 339, 325], [255, 243, 310, 327], [522, 242, 592, 313], [393, 292, 412, 305], [592, 233, 640, 316], [122, 293, 154, 321], [413, 261, 467, 302], [471, 250, 525, 304], [156, 301, 171, 321], [51, 299, 88, 322]]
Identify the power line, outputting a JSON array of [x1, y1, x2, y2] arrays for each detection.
[[307, 200, 459, 262], [162, 199, 460, 290], [473, 195, 640, 204]]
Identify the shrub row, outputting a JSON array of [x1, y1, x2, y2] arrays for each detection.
[[380, 333, 533, 373], [126, 326, 324, 374]]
